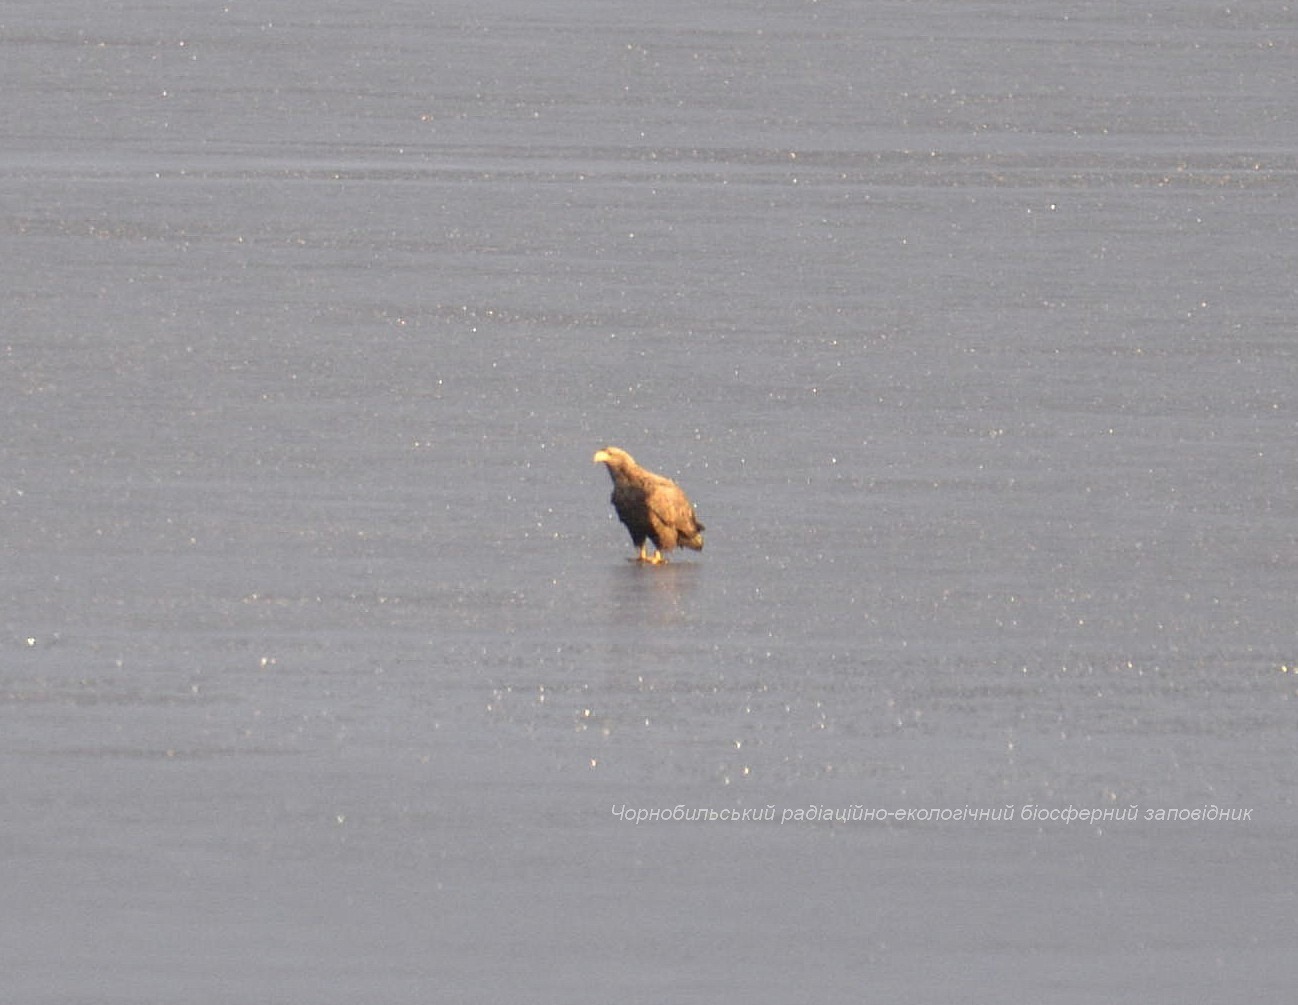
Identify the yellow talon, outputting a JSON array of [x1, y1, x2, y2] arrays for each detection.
[[636, 543, 666, 564]]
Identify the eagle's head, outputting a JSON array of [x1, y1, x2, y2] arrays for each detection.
[[593, 446, 635, 469]]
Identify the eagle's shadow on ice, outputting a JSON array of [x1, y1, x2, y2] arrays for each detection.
[[604, 558, 701, 628]]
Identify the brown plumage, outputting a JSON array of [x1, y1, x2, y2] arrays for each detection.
[[593, 446, 705, 564]]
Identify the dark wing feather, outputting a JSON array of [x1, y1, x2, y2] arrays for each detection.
[[610, 483, 652, 545]]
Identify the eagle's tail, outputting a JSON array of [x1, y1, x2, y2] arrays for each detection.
[[680, 523, 704, 551]]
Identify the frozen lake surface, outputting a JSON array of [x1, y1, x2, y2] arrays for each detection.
[[3, 1, 1296, 1001]]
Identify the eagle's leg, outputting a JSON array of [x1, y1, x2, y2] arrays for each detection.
[[637, 542, 667, 564]]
